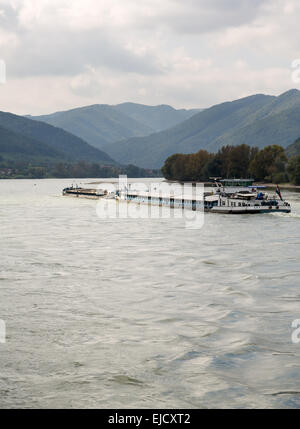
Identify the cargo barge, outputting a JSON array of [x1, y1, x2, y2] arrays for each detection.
[[63, 179, 291, 214]]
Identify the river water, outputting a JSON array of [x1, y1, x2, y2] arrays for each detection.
[[0, 178, 300, 409]]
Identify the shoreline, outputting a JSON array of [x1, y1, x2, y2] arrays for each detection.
[[1, 177, 299, 191], [164, 179, 300, 190], [257, 183, 300, 190]]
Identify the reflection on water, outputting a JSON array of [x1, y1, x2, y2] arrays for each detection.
[[0, 179, 300, 409]]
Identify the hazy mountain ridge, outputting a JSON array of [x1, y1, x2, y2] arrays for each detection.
[[0, 111, 116, 165], [103, 90, 300, 168], [114, 102, 201, 132], [286, 137, 300, 157], [29, 102, 201, 150], [29, 105, 154, 149]]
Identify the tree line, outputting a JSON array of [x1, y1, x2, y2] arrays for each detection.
[[0, 159, 160, 179], [162, 144, 300, 185]]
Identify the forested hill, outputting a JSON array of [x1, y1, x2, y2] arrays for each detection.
[[286, 137, 300, 157], [114, 103, 201, 133], [0, 125, 62, 163], [0, 111, 116, 165], [28, 103, 201, 150], [103, 89, 300, 168]]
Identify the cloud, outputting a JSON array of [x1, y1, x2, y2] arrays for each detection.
[[0, 0, 298, 114], [6, 28, 161, 77], [0, 1, 162, 77], [149, 0, 272, 34]]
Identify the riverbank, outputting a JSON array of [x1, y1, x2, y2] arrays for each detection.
[[87, 179, 300, 191], [257, 183, 300, 190], [165, 179, 300, 190]]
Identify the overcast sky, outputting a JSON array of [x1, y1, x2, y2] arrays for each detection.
[[0, 0, 299, 115]]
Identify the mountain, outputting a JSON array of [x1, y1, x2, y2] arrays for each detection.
[[0, 125, 62, 164], [114, 103, 200, 133], [0, 111, 116, 165], [286, 137, 300, 157], [103, 90, 300, 168], [29, 103, 201, 150], [28, 105, 153, 149]]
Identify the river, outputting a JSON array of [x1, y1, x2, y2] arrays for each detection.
[[0, 178, 300, 408]]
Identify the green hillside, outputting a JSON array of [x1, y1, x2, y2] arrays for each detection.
[[286, 137, 300, 157], [0, 111, 116, 164], [103, 90, 300, 168], [29, 103, 201, 150], [29, 105, 154, 149], [0, 125, 63, 164], [114, 102, 200, 133]]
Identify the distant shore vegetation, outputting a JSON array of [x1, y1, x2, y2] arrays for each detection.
[[0, 158, 161, 179], [162, 143, 300, 185]]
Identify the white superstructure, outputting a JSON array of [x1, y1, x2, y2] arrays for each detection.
[[116, 179, 291, 214]]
